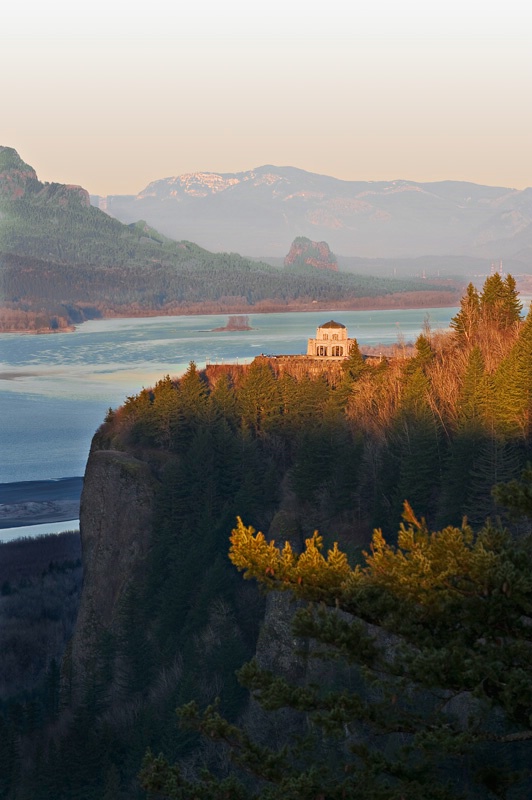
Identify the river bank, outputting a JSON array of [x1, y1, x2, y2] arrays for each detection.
[[0, 478, 82, 529], [0, 289, 459, 334]]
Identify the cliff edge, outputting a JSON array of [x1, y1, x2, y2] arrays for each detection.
[[69, 449, 156, 697]]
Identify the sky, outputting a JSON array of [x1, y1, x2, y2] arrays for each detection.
[[2, 0, 531, 195]]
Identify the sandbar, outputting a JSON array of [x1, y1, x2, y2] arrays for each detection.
[[0, 477, 83, 529]]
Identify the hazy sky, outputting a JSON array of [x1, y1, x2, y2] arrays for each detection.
[[2, 0, 531, 195]]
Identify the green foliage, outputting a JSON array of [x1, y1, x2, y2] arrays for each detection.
[[450, 275, 523, 352], [0, 152, 451, 328], [480, 273, 522, 331], [238, 361, 282, 434], [412, 333, 434, 369], [10, 277, 532, 798], [450, 282, 480, 343], [141, 502, 532, 799], [494, 307, 532, 437], [457, 346, 488, 425], [493, 462, 532, 520]]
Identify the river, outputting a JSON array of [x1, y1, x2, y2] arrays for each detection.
[[0, 307, 456, 535]]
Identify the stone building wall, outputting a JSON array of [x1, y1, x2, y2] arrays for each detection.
[[306, 320, 356, 359]]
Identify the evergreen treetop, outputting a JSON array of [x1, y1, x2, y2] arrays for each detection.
[[141, 485, 532, 800]]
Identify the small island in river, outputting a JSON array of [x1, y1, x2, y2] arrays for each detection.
[[212, 315, 253, 332]]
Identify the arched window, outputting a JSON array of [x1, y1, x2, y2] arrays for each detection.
[[332, 346, 343, 357], [317, 346, 328, 356]]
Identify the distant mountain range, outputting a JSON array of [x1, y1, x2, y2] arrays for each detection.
[[1, 148, 455, 331], [91, 166, 532, 266]]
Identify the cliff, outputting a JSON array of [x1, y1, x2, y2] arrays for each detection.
[[0, 145, 89, 206], [6, 300, 531, 797], [69, 449, 156, 699], [63, 356, 369, 777], [284, 235, 339, 271]]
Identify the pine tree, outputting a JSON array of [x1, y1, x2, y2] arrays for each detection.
[[342, 337, 367, 382], [172, 361, 209, 449], [151, 375, 180, 449], [480, 272, 522, 331], [457, 345, 489, 426], [412, 332, 434, 369], [141, 502, 532, 800], [335, 338, 368, 407], [493, 307, 532, 437], [238, 360, 282, 434], [210, 372, 238, 426], [465, 435, 522, 525], [450, 282, 480, 344], [502, 273, 523, 327], [436, 425, 484, 526]]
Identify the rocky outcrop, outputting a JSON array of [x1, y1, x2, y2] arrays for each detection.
[[0, 146, 89, 207], [69, 449, 156, 697], [284, 236, 339, 271], [0, 146, 39, 199], [91, 166, 532, 265]]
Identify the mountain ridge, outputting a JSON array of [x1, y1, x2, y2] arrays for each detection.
[[1, 148, 455, 331], [91, 165, 532, 264]]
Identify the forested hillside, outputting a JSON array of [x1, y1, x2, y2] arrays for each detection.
[[1, 276, 531, 799], [0, 147, 455, 331], [90, 164, 532, 264]]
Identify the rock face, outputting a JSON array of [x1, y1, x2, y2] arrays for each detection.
[[0, 145, 89, 206], [0, 146, 39, 199], [69, 449, 156, 697], [284, 236, 339, 271]]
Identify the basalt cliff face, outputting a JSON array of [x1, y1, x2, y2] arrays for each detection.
[[69, 437, 311, 704], [284, 236, 339, 271], [69, 425, 313, 757], [60, 357, 371, 795], [69, 449, 156, 698]]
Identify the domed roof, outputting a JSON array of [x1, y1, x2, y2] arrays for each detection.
[[319, 320, 346, 329]]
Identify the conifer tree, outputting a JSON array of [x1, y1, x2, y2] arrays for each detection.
[[493, 307, 532, 437], [450, 282, 480, 344], [502, 273, 523, 327], [465, 435, 521, 525], [238, 360, 282, 434], [210, 373, 238, 426], [141, 501, 532, 800], [436, 426, 484, 526], [342, 337, 367, 382], [480, 272, 522, 331], [151, 375, 180, 449], [412, 332, 434, 370], [173, 361, 209, 449], [457, 345, 489, 426]]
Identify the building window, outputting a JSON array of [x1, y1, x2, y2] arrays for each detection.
[[332, 334, 338, 340], [332, 346, 343, 357], [323, 334, 328, 340], [317, 346, 328, 356]]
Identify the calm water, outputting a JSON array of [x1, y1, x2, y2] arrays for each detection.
[[0, 308, 456, 485]]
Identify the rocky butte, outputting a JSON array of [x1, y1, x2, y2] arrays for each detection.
[[284, 236, 339, 271]]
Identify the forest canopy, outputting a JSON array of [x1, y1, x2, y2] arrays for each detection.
[[2, 275, 531, 800], [141, 496, 532, 799]]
